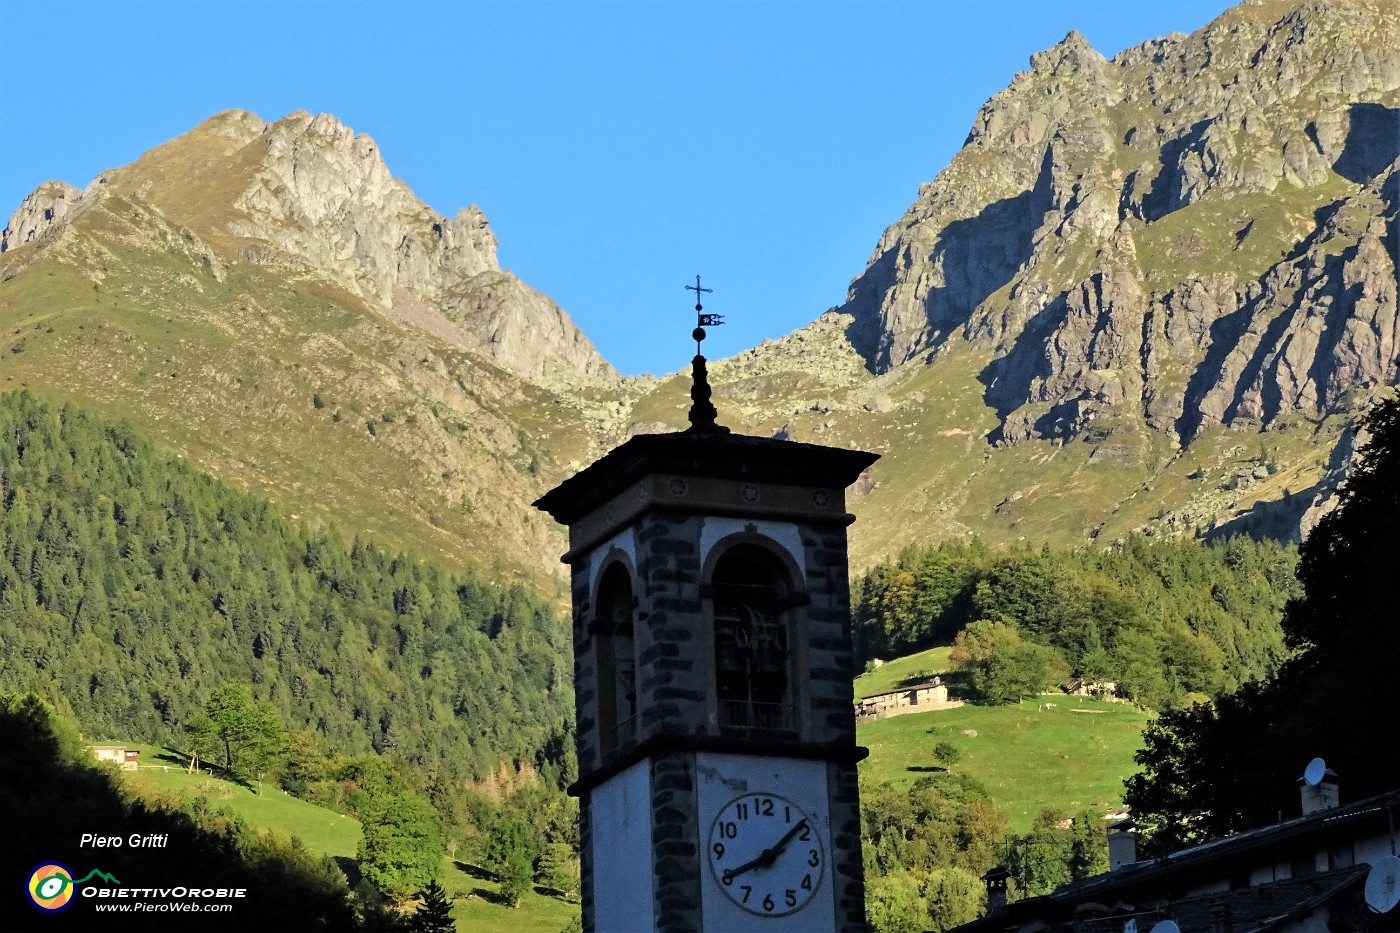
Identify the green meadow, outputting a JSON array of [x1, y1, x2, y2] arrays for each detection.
[[856, 697, 1150, 834], [854, 646, 954, 698], [111, 744, 581, 933]]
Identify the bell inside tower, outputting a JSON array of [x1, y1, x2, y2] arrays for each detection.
[[711, 544, 796, 736]]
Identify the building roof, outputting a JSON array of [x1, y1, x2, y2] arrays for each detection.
[[533, 430, 879, 524], [859, 681, 944, 701], [956, 788, 1400, 932]]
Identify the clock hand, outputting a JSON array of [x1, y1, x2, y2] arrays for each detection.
[[766, 817, 809, 858], [721, 819, 809, 882]]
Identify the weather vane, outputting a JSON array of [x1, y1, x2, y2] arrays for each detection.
[[686, 274, 723, 354], [683, 275, 728, 434]]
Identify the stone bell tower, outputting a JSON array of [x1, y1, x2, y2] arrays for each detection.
[[533, 281, 876, 933]]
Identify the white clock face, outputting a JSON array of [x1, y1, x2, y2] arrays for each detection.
[[706, 792, 825, 917]]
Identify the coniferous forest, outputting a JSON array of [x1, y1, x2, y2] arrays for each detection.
[[0, 390, 574, 787]]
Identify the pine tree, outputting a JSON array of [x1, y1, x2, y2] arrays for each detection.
[[409, 879, 455, 933]]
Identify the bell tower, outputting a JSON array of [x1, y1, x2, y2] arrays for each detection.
[[534, 283, 876, 933]]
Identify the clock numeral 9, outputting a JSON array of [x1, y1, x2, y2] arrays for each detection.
[[808, 849, 820, 867], [712, 842, 724, 861], [762, 893, 774, 912]]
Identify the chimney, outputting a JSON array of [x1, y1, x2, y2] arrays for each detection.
[[982, 865, 1011, 913], [1299, 767, 1339, 816], [1108, 818, 1137, 870]]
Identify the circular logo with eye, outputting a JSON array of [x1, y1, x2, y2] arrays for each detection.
[[812, 490, 830, 509], [741, 483, 760, 504], [669, 477, 688, 497], [27, 863, 76, 913]]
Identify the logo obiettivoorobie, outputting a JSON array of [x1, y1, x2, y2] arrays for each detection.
[[27, 863, 76, 913], [27, 863, 121, 913]]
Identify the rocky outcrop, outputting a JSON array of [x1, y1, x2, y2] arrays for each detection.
[[3, 109, 616, 389], [1, 181, 83, 252], [839, 0, 1400, 450], [216, 111, 615, 387]]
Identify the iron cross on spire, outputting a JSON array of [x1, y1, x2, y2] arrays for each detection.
[[686, 275, 723, 353]]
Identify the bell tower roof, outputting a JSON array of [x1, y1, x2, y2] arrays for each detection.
[[532, 430, 879, 526]]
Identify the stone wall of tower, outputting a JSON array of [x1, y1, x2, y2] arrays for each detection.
[[651, 752, 704, 932], [799, 522, 861, 745], [636, 512, 708, 739], [569, 565, 602, 775]]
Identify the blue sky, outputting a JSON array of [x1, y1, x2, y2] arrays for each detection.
[[2, 0, 1232, 376]]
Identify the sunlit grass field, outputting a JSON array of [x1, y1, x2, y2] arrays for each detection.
[[856, 696, 1150, 834], [111, 743, 581, 932]]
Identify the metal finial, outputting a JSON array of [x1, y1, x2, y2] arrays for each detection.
[[683, 275, 729, 434]]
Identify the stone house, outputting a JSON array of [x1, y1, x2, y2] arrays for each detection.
[[91, 746, 140, 771], [855, 677, 963, 721]]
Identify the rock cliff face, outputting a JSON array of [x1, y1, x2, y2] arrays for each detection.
[[841, 0, 1399, 449], [2, 180, 83, 252], [2, 109, 615, 389]]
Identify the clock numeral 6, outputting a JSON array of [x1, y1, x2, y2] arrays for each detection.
[[762, 893, 774, 912]]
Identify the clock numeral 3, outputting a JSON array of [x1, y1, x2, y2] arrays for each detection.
[[808, 849, 819, 867]]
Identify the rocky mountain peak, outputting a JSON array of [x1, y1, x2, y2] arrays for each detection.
[[838, 0, 1398, 459], [1, 180, 83, 252], [2, 109, 616, 388]]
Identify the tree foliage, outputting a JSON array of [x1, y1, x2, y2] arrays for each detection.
[[0, 391, 573, 789], [1003, 809, 1108, 898], [409, 879, 455, 932], [0, 692, 356, 928], [187, 681, 286, 781], [861, 772, 1004, 929], [855, 533, 1297, 707], [1125, 399, 1400, 850], [358, 786, 445, 898]]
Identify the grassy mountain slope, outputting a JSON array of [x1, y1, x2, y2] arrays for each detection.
[[2, 0, 1394, 587]]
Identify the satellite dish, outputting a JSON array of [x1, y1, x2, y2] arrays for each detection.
[[1303, 757, 1327, 786], [1365, 856, 1400, 914], [1149, 923, 1180, 933]]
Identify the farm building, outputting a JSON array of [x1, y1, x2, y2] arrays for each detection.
[[856, 677, 963, 721], [91, 746, 140, 771]]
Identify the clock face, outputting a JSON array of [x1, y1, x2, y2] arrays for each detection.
[[706, 792, 825, 917]]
